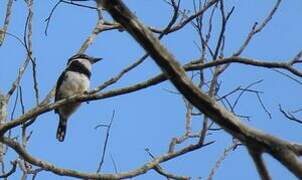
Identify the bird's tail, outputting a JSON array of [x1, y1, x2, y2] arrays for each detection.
[[56, 117, 67, 142]]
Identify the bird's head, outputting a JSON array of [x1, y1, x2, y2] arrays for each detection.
[[67, 54, 102, 71]]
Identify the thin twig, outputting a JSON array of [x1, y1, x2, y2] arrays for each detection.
[[233, 0, 282, 56], [6, 59, 30, 99], [0, 161, 17, 178], [208, 141, 239, 180], [273, 69, 302, 85], [279, 105, 302, 124], [44, 0, 63, 36], [25, 0, 40, 104], [145, 148, 190, 180], [232, 80, 263, 110], [61, 0, 97, 10], [256, 93, 272, 119], [96, 110, 115, 173], [109, 153, 118, 173], [10, 87, 19, 121]]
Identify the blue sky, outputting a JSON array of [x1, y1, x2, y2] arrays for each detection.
[[0, 0, 302, 179]]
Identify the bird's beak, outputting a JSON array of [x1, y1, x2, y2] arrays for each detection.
[[91, 57, 102, 64]]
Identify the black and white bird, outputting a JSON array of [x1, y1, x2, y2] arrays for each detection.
[[54, 54, 102, 142]]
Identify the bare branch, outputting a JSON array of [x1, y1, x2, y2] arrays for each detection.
[[61, 0, 97, 10], [248, 148, 271, 180], [96, 110, 115, 173], [0, 160, 17, 178], [78, 1, 105, 54], [0, 0, 14, 46], [44, 0, 63, 36], [100, 1, 302, 178], [25, 0, 40, 105], [145, 148, 190, 180], [109, 153, 118, 173], [1, 136, 213, 179], [188, 56, 302, 78], [155, 0, 219, 34], [279, 105, 302, 124], [234, 0, 282, 56], [208, 141, 239, 180], [213, 1, 234, 59]]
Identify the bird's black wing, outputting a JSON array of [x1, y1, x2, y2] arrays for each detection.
[[54, 71, 67, 113]]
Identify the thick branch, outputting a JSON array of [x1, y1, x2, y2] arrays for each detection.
[[100, 0, 302, 178]]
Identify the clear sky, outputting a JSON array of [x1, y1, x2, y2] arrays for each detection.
[[0, 0, 302, 179]]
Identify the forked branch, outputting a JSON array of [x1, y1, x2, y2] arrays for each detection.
[[99, 0, 302, 178]]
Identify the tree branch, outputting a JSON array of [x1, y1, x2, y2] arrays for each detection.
[[248, 148, 271, 180], [99, 0, 302, 178], [0, 0, 14, 46], [1, 136, 213, 179]]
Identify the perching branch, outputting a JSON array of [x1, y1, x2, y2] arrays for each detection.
[[1, 55, 301, 135]]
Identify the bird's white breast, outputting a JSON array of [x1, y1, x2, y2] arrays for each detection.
[[59, 71, 90, 97]]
